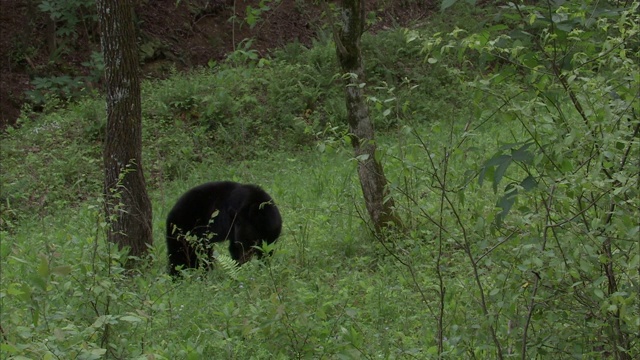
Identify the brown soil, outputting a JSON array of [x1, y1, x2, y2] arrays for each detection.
[[0, 0, 436, 129]]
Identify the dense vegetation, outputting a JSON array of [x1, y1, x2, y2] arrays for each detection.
[[1, 2, 638, 359]]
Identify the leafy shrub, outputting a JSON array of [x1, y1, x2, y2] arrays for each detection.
[[27, 51, 104, 108], [397, 1, 640, 358]]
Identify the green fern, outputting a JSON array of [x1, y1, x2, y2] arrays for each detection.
[[216, 253, 240, 280]]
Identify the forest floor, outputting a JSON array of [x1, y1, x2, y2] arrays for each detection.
[[0, 0, 437, 129]]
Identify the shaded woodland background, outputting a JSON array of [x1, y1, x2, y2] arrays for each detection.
[[0, 0, 438, 128]]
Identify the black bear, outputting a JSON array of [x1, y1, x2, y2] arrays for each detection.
[[166, 181, 282, 276]]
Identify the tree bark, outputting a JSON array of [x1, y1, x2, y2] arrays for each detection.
[[335, 0, 401, 232], [97, 0, 153, 258]]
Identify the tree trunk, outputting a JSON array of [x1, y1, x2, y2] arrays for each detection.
[[97, 0, 153, 258], [335, 0, 401, 232]]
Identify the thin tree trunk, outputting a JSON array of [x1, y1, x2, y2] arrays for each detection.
[[335, 0, 401, 232], [97, 0, 153, 258]]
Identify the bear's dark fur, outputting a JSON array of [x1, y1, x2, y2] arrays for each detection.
[[166, 181, 282, 276]]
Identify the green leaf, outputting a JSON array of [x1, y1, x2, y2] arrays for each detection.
[[120, 315, 143, 323], [493, 156, 512, 193], [496, 183, 518, 226], [0, 343, 18, 355], [478, 165, 489, 186], [499, 141, 526, 151], [487, 24, 508, 32], [7, 283, 25, 296], [512, 143, 534, 163], [441, 0, 458, 12], [551, 13, 568, 24], [485, 153, 512, 167], [38, 254, 50, 278], [594, 288, 605, 299], [520, 175, 537, 191], [555, 21, 574, 32], [51, 265, 72, 276], [87, 349, 107, 359], [355, 154, 370, 162]]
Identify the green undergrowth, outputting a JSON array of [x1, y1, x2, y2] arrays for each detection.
[[0, 21, 470, 356], [1, 3, 638, 358], [1, 25, 462, 230]]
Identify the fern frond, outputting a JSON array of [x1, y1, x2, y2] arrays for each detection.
[[216, 253, 240, 280]]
